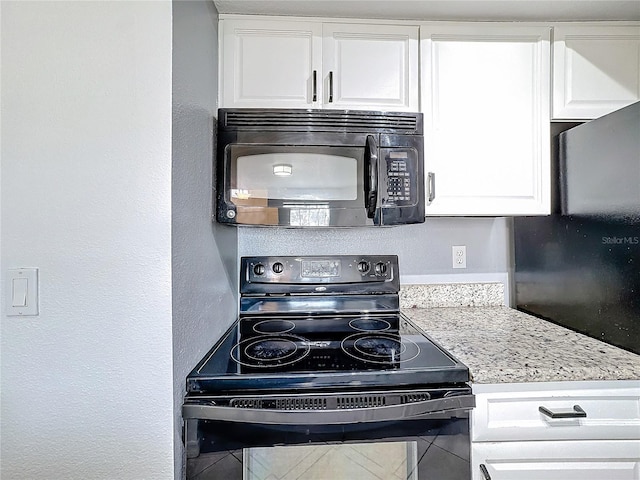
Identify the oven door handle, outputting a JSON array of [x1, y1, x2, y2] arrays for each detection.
[[364, 134, 378, 219], [183, 394, 475, 425]]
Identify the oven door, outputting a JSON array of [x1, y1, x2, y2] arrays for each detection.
[[217, 141, 373, 227], [184, 387, 474, 478], [184, 398, 472, 480]]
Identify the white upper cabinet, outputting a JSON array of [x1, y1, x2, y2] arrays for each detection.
[[321, 24, 418, 111], [553, 23, 640, 120], [220, 18, 321, 108], [421, 24, 551, 216], [219, 17, 419, 111]]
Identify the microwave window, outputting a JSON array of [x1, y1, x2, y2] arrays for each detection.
[[233, 152, 359, 201]]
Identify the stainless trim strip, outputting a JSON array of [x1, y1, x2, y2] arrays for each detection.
[[183, 395, 475, 425]]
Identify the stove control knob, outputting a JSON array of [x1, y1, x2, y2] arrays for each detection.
[[374, 262, 388, 276], [253, 264, 265, 276], [357, 261, 370, 273], [272, 262, 284, 274]]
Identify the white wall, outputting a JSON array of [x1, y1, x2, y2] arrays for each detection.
[[172, 1, 238, 478], [1, 2, 174, 478]]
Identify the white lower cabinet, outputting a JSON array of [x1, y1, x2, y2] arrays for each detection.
[[471, 380, 640, 480], [473, 440, 640, 480]]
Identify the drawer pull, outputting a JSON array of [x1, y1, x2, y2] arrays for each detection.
[[539, 404, 587, 419], [480, 464, 491, 480], [328, 71, 334, 103], [312, 70, 317, 102], [427, 172, 436, 204]]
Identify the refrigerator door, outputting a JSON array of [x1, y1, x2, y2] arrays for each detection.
[[560, 101, 640, 218], [514, 215, 640, 355]]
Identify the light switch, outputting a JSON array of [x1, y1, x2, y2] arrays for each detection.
[[6, 268, 39, 316], [12, 278, 28, 307]]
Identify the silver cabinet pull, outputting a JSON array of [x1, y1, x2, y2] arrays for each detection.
[[427, 172, 436, 204], [480, 464, 491, 480], [328, 71, 334, 103], [539, 404, 587, 419], [312, 70, 317, 102]]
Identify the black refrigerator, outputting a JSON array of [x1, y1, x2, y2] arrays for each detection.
[[514, 101, 640, 355]]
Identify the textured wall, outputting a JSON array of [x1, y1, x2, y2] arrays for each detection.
[[172, 2, 238, 479], [1, 2, 174, 478]]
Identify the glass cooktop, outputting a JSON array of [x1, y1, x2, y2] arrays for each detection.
[[186, 314, 470, 394]]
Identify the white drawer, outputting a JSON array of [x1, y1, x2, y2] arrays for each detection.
[[472, 380, 640, 442], [471, 440, 640, 480]]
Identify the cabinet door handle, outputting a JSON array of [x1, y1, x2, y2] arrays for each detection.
[[328, 71, 334, 103], [312, 70, 317, 102], [539, 404, 587, 419], [427, 172, 436, 204], [480, 464, 491, 480]]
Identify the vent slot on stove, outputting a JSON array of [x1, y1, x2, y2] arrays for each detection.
[[401, 393, 431, 404], [228, 391, 434, 411], [336, 396, 386, 409], [230, 399, 264, 409], [275, 398, 327, 410], [230, 397, 328, 410]]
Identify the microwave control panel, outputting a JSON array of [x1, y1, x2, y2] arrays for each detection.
[[384, 149, 417, 206]]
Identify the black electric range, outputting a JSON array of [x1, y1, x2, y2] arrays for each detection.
[[183, 255, 474, 478]]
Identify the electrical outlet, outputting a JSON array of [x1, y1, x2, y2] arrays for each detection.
[[452, 245, 467, 269]]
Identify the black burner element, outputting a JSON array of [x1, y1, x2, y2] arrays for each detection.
[[342, 333, 420, 365], [253, 319, 296, 334], [247, 339, 296, 360], [349, 318, 391, 332], [355, 336, 405, 357], [231, 335, 310, 368]]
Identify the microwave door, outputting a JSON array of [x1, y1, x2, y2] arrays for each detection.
[[219, 144, 372, 227]]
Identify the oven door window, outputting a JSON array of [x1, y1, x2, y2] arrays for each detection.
[[245, 442, 419, 480]]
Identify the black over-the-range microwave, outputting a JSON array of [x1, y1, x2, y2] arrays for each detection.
[[215, 108, 427, 227]]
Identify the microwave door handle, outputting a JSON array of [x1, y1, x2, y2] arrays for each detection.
[[365, 135, 378, 218]]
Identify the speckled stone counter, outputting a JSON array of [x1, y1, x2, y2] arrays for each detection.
[[400, 283, 504, 308], [403, 306, 640, 384]]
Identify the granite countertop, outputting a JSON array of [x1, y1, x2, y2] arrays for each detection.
[[401, 304, 640, 384]]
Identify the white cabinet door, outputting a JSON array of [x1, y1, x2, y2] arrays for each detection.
[[220, 18, 418, 112], [421, 24, 551, 216], [472, 440, 640, 480], [322, 24, 419, 111], [220, 19, 322, 108], [553, 23, 640, 120], [472, 381, 640, 442]]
